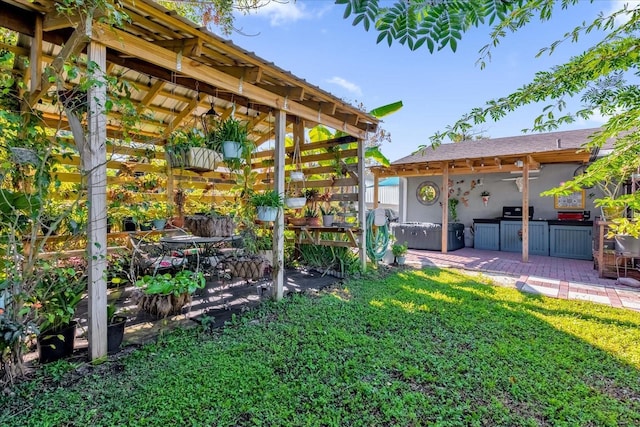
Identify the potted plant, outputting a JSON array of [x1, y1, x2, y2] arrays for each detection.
[[320, 205, 338, 227], [148, 202, 173, 230], [107, 304, 127, 354], [166, 128, 221, 172], [210, 116, 249, 161], [250, 190, 284, 222], [304, 206, 321, 226], [134, 270, 205, 318], [285, 188, 307, 209], [448, 197, 460, 223], [31, 265, 86, 363], [391, 241, 408, 265], [480, 191, 490, 206]]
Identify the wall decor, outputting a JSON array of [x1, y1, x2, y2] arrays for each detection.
[[554, 189, 585, 210], [416, 181, 440, 205]]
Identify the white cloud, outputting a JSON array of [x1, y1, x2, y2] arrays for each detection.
[[250, 1, 309, 26], [608, 0, 640, 25], [327, 76, 363, 96]]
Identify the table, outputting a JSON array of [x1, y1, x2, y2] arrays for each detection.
[[160, 234, 241, 272]]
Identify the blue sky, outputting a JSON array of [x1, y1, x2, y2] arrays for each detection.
[[220, 0, 628, 161]]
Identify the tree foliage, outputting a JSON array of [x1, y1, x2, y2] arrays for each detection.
[[339, 0, 640, 232]]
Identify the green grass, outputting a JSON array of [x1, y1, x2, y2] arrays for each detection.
[[3, 268, 640, 426]]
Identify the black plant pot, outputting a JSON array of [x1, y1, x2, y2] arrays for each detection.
[[37, 321, 77, 364], [122, 217, 137, 232], [139, 222, 153, 231], [107, 315, 127, 354]]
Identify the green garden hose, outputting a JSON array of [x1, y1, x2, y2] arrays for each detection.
[[366, 210, 390, 263]]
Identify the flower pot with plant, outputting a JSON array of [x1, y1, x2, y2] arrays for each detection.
[[480, 191, 490, 206], [304, 206, 321, 226], [391, 241, 408, 265], [210, 116, 249, 161], [320, 205, 337, 227], [134, 270, 205, 318], [148, 201, 173, 230], [448, 197, 460, 223], [32, 265, 86, 363], [250, 190, 283, 222], [107, 304, 127, 354], [166, 129, 221, 172]]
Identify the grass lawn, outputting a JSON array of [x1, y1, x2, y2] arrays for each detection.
[[2, 267, 640, 426]]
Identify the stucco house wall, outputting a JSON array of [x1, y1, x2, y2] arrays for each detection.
[[402, 163, 603, 228]]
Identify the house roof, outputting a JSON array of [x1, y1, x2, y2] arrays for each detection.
[[374, 128, 600, 178]]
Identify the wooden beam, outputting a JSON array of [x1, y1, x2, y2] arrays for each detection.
[[441, 165, 449, 253], [373, 173, 379, 209], [138, 80, 164, 110], [358, 138, 366, 270], [86, 40, 108, 361], [273, 109, 286, 301], [522, 160, 530, 263], [29, 15, 42, 93], [30, 19, 91, 105], [163, 96, 200, 136], [91, 22, 369, 138], [43, 11, 82, 31]]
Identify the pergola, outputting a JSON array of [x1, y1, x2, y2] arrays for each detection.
[[1, 0, 378, 360], [371, 128, 597, 256]]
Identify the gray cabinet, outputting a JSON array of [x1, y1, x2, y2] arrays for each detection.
[[474, 223, 500, 250], [549, 225, 592, 260], [500, 221, 549, 255]]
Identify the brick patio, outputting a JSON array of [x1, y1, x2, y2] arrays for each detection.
[[406, 247, 640, 312]]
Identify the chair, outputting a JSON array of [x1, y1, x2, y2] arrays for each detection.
[[129, 235, 186, 279], [614, 235, 640, 277]]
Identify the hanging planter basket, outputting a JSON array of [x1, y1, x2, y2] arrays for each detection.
[[256, 206, 279, 222], [285, 197, 307, 209], [138, 292, 191, 318], [290, 171, 304, 182], [221, 140, 243, 160], [228, 256, 267, 280], [168, 147, 221, 172]]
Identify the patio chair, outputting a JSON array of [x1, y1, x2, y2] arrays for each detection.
[[615, 235, 640, 278], [129, 234, 186, 279]]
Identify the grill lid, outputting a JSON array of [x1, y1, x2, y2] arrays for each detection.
[[502, 206, 534, 219]]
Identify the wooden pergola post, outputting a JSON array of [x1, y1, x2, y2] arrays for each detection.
[[272, 109, 286, 300], [441, 163, 449, 253], [522, 159, 530, 263], [86, 40, 108, 360], [358, 138, 367, 271]]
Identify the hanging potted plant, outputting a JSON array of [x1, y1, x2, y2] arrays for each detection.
[[285, 188, 307, 209], [250, 190, 284, 222], [166, 129, 220, 172], [134, 270, 205, 318], [211, 116, 249, 161], [480, 191, 490, 206]]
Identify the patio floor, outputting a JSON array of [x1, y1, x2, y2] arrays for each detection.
[[405, 247, 640, 312]]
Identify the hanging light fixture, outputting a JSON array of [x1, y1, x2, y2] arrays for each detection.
[[200, 94, 218, 135]]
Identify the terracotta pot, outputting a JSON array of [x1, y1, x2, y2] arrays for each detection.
[[306, 217, 321, 226], [170, 216, 184, 228]]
